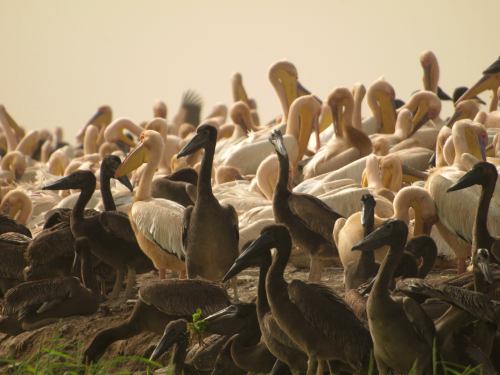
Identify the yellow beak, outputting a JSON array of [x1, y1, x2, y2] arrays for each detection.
[[115, 142, 147, 177], [457, 75, 499, 103], [119, 132, 137, 147]]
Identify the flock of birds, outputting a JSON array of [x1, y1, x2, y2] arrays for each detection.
[[0, 51, 500, 374]]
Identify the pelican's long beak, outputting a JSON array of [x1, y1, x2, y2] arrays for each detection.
[[297, 103, 316, 160], [115, 143, 147, 178], [378, 95, 396, 134], [116, 174, 134, 192], [42, 174, 76, 191], [457, 75, 498, 103], [177, 131, 207, 158], [149, 329, 178, 362], [223, 231, 272, 282], [446, 109, 462, 128], [118, 132, 136, 148], [409, 104, 430, 136], [3, 108, 24, 140], [352, 222, 390, 252], [277, 70, 298, 110], [447, 167, 481, 192], [202, 305, 238, 325]]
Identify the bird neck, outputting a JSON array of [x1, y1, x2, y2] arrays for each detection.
[[267, 238, 292, 296], [136, 147, 162, 202], [171, 340, 188, 375], [99, 173, 115, 211], [198, 143, 215, 198], [231, 336, 270, 371], [73, 181, 96, 221], [474, 182, 494, 250], [275, 152, 290, 194], [358, 220, 376, 273], [257, 254, 272, 319], [372, 239, 405, 297]]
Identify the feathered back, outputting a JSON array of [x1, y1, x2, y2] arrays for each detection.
[[139, 279, 230, 317], [3, 276, 82, 315]]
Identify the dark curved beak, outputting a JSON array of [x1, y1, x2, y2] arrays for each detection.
[[223, 232, 272, 282], [352, 224, 387, 252], [202, 305, 238, 326], [177, 132, 206, 158], [42, 175, 74, 191], [446, 110, 462, 128], [116, 175, 133, 192], [437, 86, 452, 101], [447, 168, 480, 192], [149, 331, 177, 362], [428, 152, 436, 167]]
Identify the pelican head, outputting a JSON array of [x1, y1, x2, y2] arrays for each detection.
[[420, 50, 439, 93], [447, 161, 497, 192], [473, 248, 494, 285], [352, 219, 408, 252], [104, 118, 138, 148], [43, 169, 96, 191], [153, 100, 167, 119], [177, 124, 217, 158], [446, 99, 481, 128], [403, 91, 441, 136], [202, 303, 256, 334], [150, 319, 188, 362], [269, 129, 288, 157], [223, 224, 291, 282], [115, 130, 164, 178]]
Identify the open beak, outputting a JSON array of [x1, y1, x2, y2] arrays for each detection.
[[223, 231, 272, 282], [115, 143, 147, 178], [177, 132, 206, 158], [42, 175, 75, 191], [457, 75, 496, 103], [447, 168, 480, 192]]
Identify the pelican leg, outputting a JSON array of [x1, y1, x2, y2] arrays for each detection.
[[109, 268, 124, 300], [308, 257, 322, 282], [124, 267, 136, 299], [159, 268, 166, 279], [315, 360, 324, 375], [306, 355, 318, 375]]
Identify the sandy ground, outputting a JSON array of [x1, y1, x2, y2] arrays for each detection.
[[0, 262, 456, 374]]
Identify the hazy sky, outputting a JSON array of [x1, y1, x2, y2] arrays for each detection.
[[1, 0, 498, 141]]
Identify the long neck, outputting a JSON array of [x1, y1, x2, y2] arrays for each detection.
[[99, 173, 115, 211], [198, 143, 215, 197], [372, 239, 405, 297], [275, 152, 290, 193], [73, 180, 96, 221], [136, 149, 162, 202], [257, 255, 272, 320], [267, 240, 291, 301], [475, 182, 494, 250], [358, 217, 376, 271], [172, 340, 188, 375]]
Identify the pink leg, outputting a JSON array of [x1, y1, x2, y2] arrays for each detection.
[[159, 269, 166, 279]]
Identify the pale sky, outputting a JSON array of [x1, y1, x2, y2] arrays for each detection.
[[0, 0, 498, 141]]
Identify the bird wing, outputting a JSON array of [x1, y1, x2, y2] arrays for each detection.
[[288, 193, 342, 244], [182, 205, 193, 253], [287, 280, 369, 345], [99, 211, 137, 243], [222, 204, 239, 246], [3, 277, 81, 316], [131, 199, 185, 260], [401, 296, 436, 347], [138, 279, 230, 317]]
